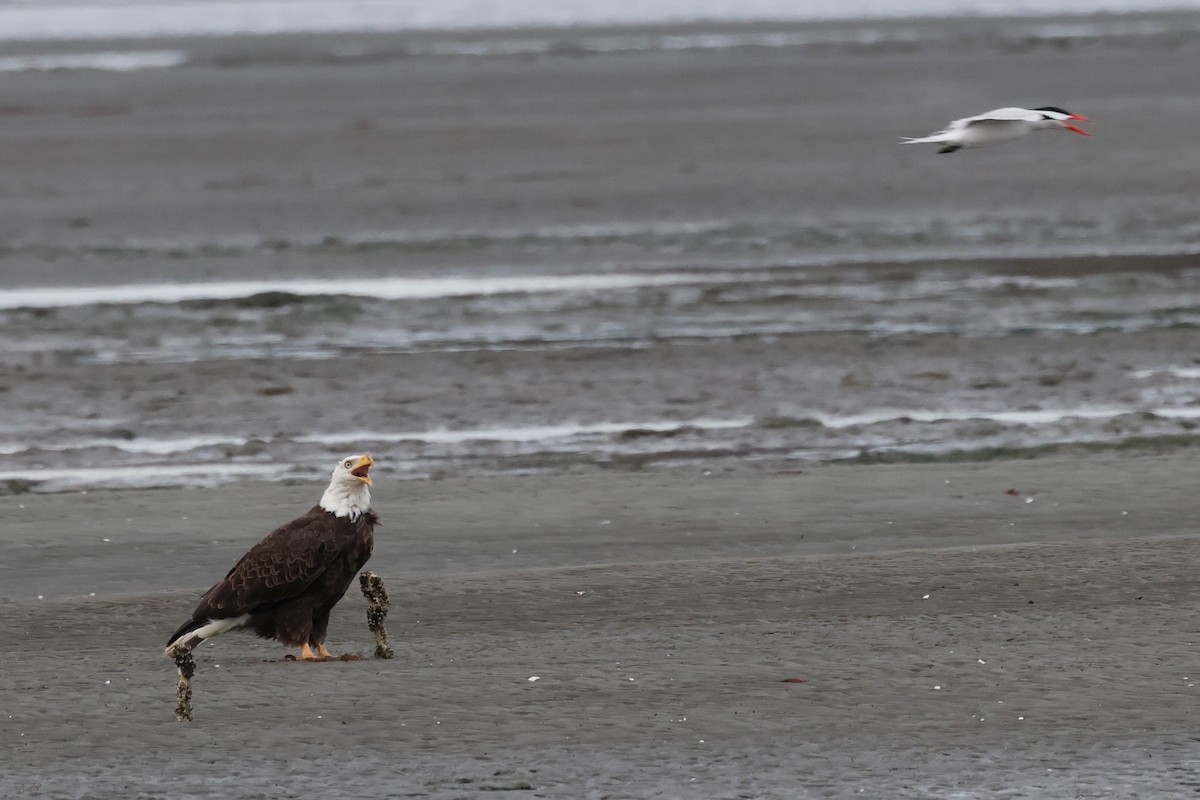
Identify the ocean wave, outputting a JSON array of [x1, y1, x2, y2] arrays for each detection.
[[0, 462, 280, 492], [5, 403, 1200, 491], [0, 272, 748, 311], [0, 50, 187, 72], [811, 406, 1172, 428], [1130, 366, 1200, 380], [6, 255, 1200, 368], [295, 417, 755, 447]]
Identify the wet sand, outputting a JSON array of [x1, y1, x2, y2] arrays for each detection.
[[6, 455, 1200, 797], [5, 12, 1200, 798]]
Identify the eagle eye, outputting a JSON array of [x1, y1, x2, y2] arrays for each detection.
[[344, 460, 353, 468]]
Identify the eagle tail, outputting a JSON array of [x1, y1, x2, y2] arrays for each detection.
[[164, 614, 251, 657]]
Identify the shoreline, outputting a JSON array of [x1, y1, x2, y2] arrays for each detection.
[[5, 451, 1195, 600], [3, 247, 1200, 296]]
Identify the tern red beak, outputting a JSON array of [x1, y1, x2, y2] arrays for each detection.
[[1062, 114, 1091, 136]]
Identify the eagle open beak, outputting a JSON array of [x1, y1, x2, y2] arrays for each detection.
[[350, 455, 374, 486]]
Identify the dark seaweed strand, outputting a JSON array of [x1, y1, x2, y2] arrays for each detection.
[[172, 646, 196, 721], [359, 571, 395, 659]]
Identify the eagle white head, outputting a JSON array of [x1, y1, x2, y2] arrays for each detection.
[[319, 453, 374, 520]]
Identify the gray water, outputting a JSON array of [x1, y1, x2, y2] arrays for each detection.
[[1, 0, 1199, 41], [6, 256, 1200, 490]]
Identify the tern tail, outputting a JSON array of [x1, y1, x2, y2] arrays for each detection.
[[900, 133, 953, 144]]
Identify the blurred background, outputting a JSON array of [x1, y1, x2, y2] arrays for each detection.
[[2, 0, 1200, 490]]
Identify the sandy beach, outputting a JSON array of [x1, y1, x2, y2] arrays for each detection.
[[4, 11, 1200, 798], [6, 456, 1200, 797]]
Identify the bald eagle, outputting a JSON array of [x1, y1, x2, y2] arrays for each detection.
[[165, 454, 378, 661]]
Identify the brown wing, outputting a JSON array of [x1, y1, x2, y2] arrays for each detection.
[[191, 506, 343, 619]]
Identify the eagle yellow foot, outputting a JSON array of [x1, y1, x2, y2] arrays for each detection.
[[298, 643, 335, 661]]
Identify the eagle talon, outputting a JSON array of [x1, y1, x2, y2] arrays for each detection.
[[298, 643, 337, 661]]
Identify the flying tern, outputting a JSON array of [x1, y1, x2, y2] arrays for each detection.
[[902, 106, 1092, 154]]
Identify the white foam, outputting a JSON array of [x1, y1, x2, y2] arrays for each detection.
[[468, 18, 1179, 57], [1151, 407, 1200, 420], [297, 417, 755, 446], [4, 407, 1194, 467], [1, 463, 278, 489], [0, 50, 186, 72], [1131, 367, 1200, 380], [0, 273, 744, 310], [0, 434, 244, 456], [817, 406, 1200, 429], [420, 28, 926, 58], [0, 417, 753, 473]]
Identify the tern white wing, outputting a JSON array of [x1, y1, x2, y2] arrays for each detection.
[[953, 107, 1044, 126], [902, 108, 1037, 143], [902, 106, 1090, 153]]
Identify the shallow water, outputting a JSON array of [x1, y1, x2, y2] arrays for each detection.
[[2, 0, 1199, 42], [5, 255, 1200, 490], [4, 12, 1200, 491]]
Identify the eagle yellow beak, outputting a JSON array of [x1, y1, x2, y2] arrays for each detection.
[[349, 455, 374, 486]]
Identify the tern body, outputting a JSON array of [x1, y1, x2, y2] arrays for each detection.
[[902, 106, 1091, 154]]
